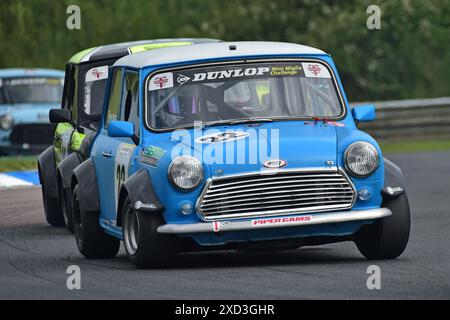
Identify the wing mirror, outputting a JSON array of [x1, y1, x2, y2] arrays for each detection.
[[352, 104, 376, 122], [49, 109, 71, 124]]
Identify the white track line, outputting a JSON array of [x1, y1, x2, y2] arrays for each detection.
[[0, 174, 33, 188]]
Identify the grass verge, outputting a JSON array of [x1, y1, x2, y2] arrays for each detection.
[[380, 139, 450, 154], [0, 156, 38, 173]]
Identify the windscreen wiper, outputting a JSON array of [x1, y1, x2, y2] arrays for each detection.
[[229, 117, 273, 125], [200, 118, 273, 129]]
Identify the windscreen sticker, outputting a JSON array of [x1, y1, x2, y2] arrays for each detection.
[[172, 63, 306, 86], [85, 66, 109, 82], [301, 62, 331, 78], [149, 72, 174, 91], [149, 62, 333, 91]]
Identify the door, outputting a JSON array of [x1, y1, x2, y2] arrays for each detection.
[[91, 68, 140, 228]]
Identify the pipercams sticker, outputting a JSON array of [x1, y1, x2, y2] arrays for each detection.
[[149, 62, 330, 91]]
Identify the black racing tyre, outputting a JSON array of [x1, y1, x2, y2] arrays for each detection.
[[38, 164, 64, 227], [122, 196, 176, 268], [356, 193, 411, 259], [72, 185, 120, 259], [61, 187, 74, 233]]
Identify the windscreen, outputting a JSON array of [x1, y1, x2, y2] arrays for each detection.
[[0, 77, 63, 104], [146, 61, 343, 130]]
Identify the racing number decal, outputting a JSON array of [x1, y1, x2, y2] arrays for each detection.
[[114, 143, 136, 211]]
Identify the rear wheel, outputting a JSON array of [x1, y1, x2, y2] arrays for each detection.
[[122, 196, 176, 268], [72, 185, 120, 259], [39, 164, 64, 227], [356, 193, 411, 259]]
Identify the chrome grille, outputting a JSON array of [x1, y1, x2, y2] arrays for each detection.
[[197, 169, 356, 220]]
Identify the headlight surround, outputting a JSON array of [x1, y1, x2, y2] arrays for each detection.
[[0, 114, 14, 131], [344, 141, 379, 178], [168, 156, 204, 191]]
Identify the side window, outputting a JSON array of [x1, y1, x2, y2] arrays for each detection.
[[105, 68, 124, 128], [120, 71, 140, 137]]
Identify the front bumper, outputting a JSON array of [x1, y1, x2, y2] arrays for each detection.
[[157, 207, 391, 234]]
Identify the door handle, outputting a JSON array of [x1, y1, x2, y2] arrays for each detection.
[[102, 151, 113, 158]]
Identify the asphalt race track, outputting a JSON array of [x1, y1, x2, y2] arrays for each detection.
[[0, 152, 449, 299]]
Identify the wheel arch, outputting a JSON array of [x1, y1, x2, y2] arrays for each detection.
[[37, 146, 58, 198], [116, 169, 164, 227], [382, 157, 406, 200], [70, 158, 100, 214], [57, 152, 82, 202]]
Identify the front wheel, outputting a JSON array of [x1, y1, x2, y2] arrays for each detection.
[[356, 193, 411, 259], [72, 185, 120, 259], [122, 196, 176, 268]]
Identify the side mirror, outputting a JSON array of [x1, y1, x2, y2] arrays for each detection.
[[49, 109, 71, 123], [108, 120, 134, 138], [352, 104, 376, 122]]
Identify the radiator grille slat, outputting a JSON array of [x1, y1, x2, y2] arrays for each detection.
[[197, 169, 356, 220]]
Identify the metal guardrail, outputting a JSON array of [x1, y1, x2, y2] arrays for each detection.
[[350, 97, 450, 141]]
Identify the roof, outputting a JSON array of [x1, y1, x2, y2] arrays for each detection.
[[113, 41, 328, 69], [0, 68, 64, 78], [68, 38, 221, 64]]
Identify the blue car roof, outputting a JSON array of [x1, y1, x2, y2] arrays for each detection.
[[0, 68, 65, 78]]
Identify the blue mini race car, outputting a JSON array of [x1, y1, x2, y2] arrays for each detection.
[[0, 68, 64, 155], [70, 41, 410, 268]]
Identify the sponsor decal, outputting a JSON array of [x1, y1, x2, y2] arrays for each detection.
[[154, 76, 168, 88], [263, 159, 287, 169], [195, 131, 249, 144], [189, 67, 271, 82], [176, 74, 191, 85], [212, 221, 220, 232], [302, 62, 331, 78], [149, 63, 312, 91], [149, 72, 174, 91], [141, 145, 165, 167], [251, 215, 312, 227], [85, 65, 108, 82], [91, 69, 103, 79]]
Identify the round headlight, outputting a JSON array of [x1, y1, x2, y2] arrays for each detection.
[[168, 156, 204, 191], [344, 142, 379, 178], [0, 114, 13, 131]]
